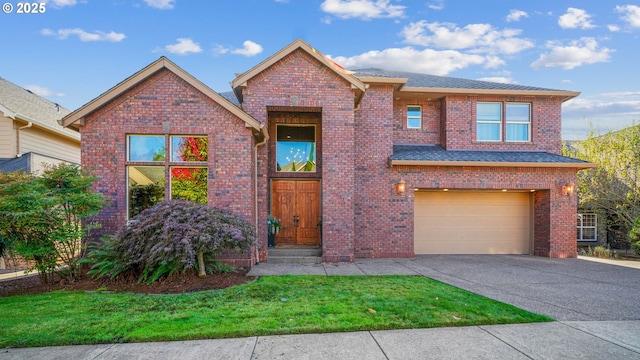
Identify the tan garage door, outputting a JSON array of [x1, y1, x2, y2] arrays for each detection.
[[414, 191, 532, 254]]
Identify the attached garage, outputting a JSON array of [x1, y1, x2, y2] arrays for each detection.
[[414, 191, 532, 255]]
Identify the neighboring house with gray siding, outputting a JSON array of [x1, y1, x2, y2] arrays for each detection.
[[0, 76, 80, 270], [0, 77, 79, 174]]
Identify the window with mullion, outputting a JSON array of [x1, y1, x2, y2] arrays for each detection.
[[476, 102, 502, 141], [407, 105, 422, 129], [506, 103, 531, 142], [127, 134, 208, 218], [577, 213, 597, 241]]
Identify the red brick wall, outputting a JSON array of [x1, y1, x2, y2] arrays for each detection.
[[441, 95, 562, 153], [80, 69, 257, 267], [354, 85, 413, 258], [393, 99, 441, 145], [239, 49, 356, 263], [389, 165, 578, 258]]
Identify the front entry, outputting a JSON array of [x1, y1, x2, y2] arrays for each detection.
[[271, 180, 321, 245]]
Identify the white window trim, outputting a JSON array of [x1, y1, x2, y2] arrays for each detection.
[[505, 103, 531, 143], [407, 105, 422, 129], [577, 213, 598, 242], [476, 102, 502, 142]]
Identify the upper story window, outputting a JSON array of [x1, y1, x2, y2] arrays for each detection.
[[126, 134, 208, 218], [276, 125, 316, 172], [505, 103, 531, 142], [476, 102, 531, 142], [476, 103, 502, 141], [407, 105, 422, 129]]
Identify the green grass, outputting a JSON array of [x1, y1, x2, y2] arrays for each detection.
[[0, 275, 552, 348]]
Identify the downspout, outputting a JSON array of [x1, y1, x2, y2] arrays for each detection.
[[254, 126, 268, 265], [16, 121, 33, 157]]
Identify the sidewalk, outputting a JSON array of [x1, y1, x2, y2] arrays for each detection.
[[2, 321, 639, 359]]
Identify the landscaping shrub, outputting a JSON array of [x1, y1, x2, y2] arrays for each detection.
[[86, 200, 255, 284], [630, 216, 640, 255], [583, 245, 615, 258], [0, 165, 106, 283]]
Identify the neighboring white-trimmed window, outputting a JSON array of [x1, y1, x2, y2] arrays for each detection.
[[407, 105, 422, 129], [476, 102, 502, 141], [577, 213, 597, 242], [506, 103, 531, 142], [126, 134, 208, 218]]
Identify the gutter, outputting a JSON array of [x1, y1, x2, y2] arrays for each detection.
[[253, 127, 269, 265], [16, 120, 33, 157], [389, 159, 598, 169]]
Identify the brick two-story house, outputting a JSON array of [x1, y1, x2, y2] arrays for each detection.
[[61, 39, 595, 265]]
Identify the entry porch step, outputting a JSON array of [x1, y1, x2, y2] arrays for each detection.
[[267, 248, 322, 264]]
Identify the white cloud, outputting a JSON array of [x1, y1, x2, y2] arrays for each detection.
[[401, 21, 534, 55], [44, 0, 78, 8], [230, 40, 263, 57], [330, 47, 485, 75], [608, 24, 621, 32], [213, 41, 264, 57], [23, 84, 65, 97], [506, 9, 528, 22], [616, 5, 640, 28], [427, 0, 444, 11], [162, 38, 202, 55], [143, 0, 174, 9], [483, 55, 506, 69], [476, 76, 513, 84], [562, 93, 640, 139], [531, 37, 612, 70], [320, 0, 405, 20], [558, 8, 596, 29], [41, 28, 125, 42]]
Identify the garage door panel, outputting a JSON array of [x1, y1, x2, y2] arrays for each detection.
[[414, 191, 531, 255]]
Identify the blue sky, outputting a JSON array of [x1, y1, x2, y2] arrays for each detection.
[[2, 0, 639, 139]]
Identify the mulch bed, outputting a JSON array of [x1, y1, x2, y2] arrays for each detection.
[[0, 268, 255, 298]]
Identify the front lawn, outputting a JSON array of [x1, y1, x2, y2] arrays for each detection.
[[0, 275, 552, 348]]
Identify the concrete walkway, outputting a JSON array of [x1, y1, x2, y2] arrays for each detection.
[[3, 255, 640, 359], [3, 321, 639, 359]]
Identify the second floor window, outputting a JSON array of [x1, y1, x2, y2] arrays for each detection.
[[476, 102, 531, 142], [407, 105, 421, 129]]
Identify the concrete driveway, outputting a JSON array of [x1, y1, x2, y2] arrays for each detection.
[[402, 255, 640, 321], [250, 254, 640, 321]]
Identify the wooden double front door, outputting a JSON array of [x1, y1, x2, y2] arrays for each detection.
[[271, 180, 321, 245]]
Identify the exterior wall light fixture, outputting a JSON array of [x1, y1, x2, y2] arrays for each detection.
[[562, 184, 575, 196], [397, 180, 406, 195]]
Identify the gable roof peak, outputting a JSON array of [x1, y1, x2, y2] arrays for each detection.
[[230, 39, 366, 103], [60, 56, 266, 141]]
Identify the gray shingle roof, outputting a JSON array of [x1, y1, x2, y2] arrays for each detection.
[[219, 91, 240, 106], [352, 68, 568, 92], [390, 144, 593, 166], [0, 77, 78, 139]]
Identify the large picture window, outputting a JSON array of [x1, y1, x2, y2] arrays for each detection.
[[276, 125, 316, 172], [127, 135, 208, 218], [477, 102, 531, 142]]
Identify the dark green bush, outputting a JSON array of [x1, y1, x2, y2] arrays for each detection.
[[86, 200, 255, 284], [630, 216, 640, 255]]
